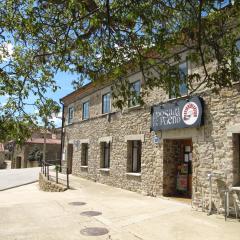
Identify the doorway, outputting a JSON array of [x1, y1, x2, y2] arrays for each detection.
[[233, 134, 240, 186], [67, 144, 73, 174], [16, 156, 22, 169], [163, 139, 193, 198]]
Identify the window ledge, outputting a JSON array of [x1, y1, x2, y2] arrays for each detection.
[[80, 165, 88, 169], [66, 111, 118, 126], [81, 118, 90, 122], [126, 172, 141, 177], [98, 111, 118, 118], [168, 94, 188, 102], [99, 168, 110, 172], [123, 105, 143, 114]]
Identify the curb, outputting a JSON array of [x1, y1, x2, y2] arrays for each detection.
[[0, 180, 39, 191]]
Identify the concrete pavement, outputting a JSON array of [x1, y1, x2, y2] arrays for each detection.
[[0, 167, 40, 190], [0, 175, 239, 240]]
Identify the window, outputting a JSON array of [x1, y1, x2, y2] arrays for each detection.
[[102, 93, 111, 114], [128, 80, 141, 107], [68, 107, 74, 124], [215, 0, 231, 9], [169, 62, 188, 99], [81, 143, 88, 166], [231, 39, 240, 82], [82, 101, 89, 120], [100, 142, 110, 168], [236, 39, 240, 63], [127, 140, 142, 173]]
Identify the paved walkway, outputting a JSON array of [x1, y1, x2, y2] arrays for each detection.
[[0, 167, 40, 190], [0, 175, 239, 240]]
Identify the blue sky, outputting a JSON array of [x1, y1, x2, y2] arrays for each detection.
[[42, 71, 79, 127], [51, 71, 77, 103]]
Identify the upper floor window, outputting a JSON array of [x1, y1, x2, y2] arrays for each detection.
[[82, 101, 89, 120], [236, 39, 240, 63], [215, 0, 231, 9], [169, 61, 188, 99], [128, 80, 141, 107], [68, 107, 74, 124], [102, 93, 111, 114]]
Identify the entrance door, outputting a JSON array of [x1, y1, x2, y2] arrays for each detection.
[[163, 139, 193, 198], [16, 156, 21, 169], [176, 139, 193, 198], [67, 144, 73, 174], [233, 134, 240, 186]]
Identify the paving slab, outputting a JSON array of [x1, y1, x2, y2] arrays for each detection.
[[0, 176, 239, 240]]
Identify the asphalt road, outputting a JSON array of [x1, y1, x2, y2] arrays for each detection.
[[0, 167, 40, 191]]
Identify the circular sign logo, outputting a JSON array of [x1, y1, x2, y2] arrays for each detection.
[[182, 102, 199, 125]]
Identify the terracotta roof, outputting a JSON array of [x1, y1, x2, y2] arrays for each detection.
[[0, 143, 4, 152], [26, 138, 61, 144]]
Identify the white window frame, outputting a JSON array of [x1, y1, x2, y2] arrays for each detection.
[[68, 106, 74, 124], [128, 80, 141, 108], [169, 61, 188, 99], [102, 92, 111, 114], [82, 101, 90, 120]]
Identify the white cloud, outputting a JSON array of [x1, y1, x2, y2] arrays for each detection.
[[49, 116, 62, 127]]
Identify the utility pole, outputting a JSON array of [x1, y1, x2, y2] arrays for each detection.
[[43, 117, 47, 164]]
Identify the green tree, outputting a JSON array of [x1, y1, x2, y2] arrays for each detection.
[[28, 146, 43, 162], [0, 0, 240, 140]]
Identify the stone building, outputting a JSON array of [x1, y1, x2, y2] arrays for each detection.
[[9, 130, 61, 169], [61, 61, 240, 212]]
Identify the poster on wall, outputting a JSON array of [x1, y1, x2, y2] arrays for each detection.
[[151, 96, 204, 131], [177, 175, 188, 191]]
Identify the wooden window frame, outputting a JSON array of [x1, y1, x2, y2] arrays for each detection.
[[81, 143, 89, 166]]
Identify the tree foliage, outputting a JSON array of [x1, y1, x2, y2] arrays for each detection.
[[0, 0, 240, 140], [28, 145, 43, 162]]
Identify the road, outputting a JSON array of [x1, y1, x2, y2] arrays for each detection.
[[0, 167, 40, 191]]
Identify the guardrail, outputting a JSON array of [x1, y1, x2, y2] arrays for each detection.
[[40, 160, 69, 189]]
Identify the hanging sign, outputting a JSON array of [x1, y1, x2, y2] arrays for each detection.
[[151, 96, 203, 131]]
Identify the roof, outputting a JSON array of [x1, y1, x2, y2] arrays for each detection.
[[26, 138, 61, 145], [60, 82, 94, 103]]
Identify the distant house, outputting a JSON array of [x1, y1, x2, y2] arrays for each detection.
[[7, 129, 61, 169]]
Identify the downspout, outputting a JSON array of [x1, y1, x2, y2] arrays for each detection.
[[60, 99, 65, 172]]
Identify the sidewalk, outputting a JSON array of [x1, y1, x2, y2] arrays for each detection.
[[0, 175, 239, 240]]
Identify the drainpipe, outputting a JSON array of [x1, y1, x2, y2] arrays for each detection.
[[207, 173, 212, 215], [60, 99, 65, 172]]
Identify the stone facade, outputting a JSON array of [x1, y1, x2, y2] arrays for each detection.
[[61, 70, 240, 213]]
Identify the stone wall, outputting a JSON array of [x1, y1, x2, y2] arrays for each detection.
[[0, 152, 5, 169], [163, 140, 181, 196], [39, 173, 67, 192], [62, 69, 240, 212]]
